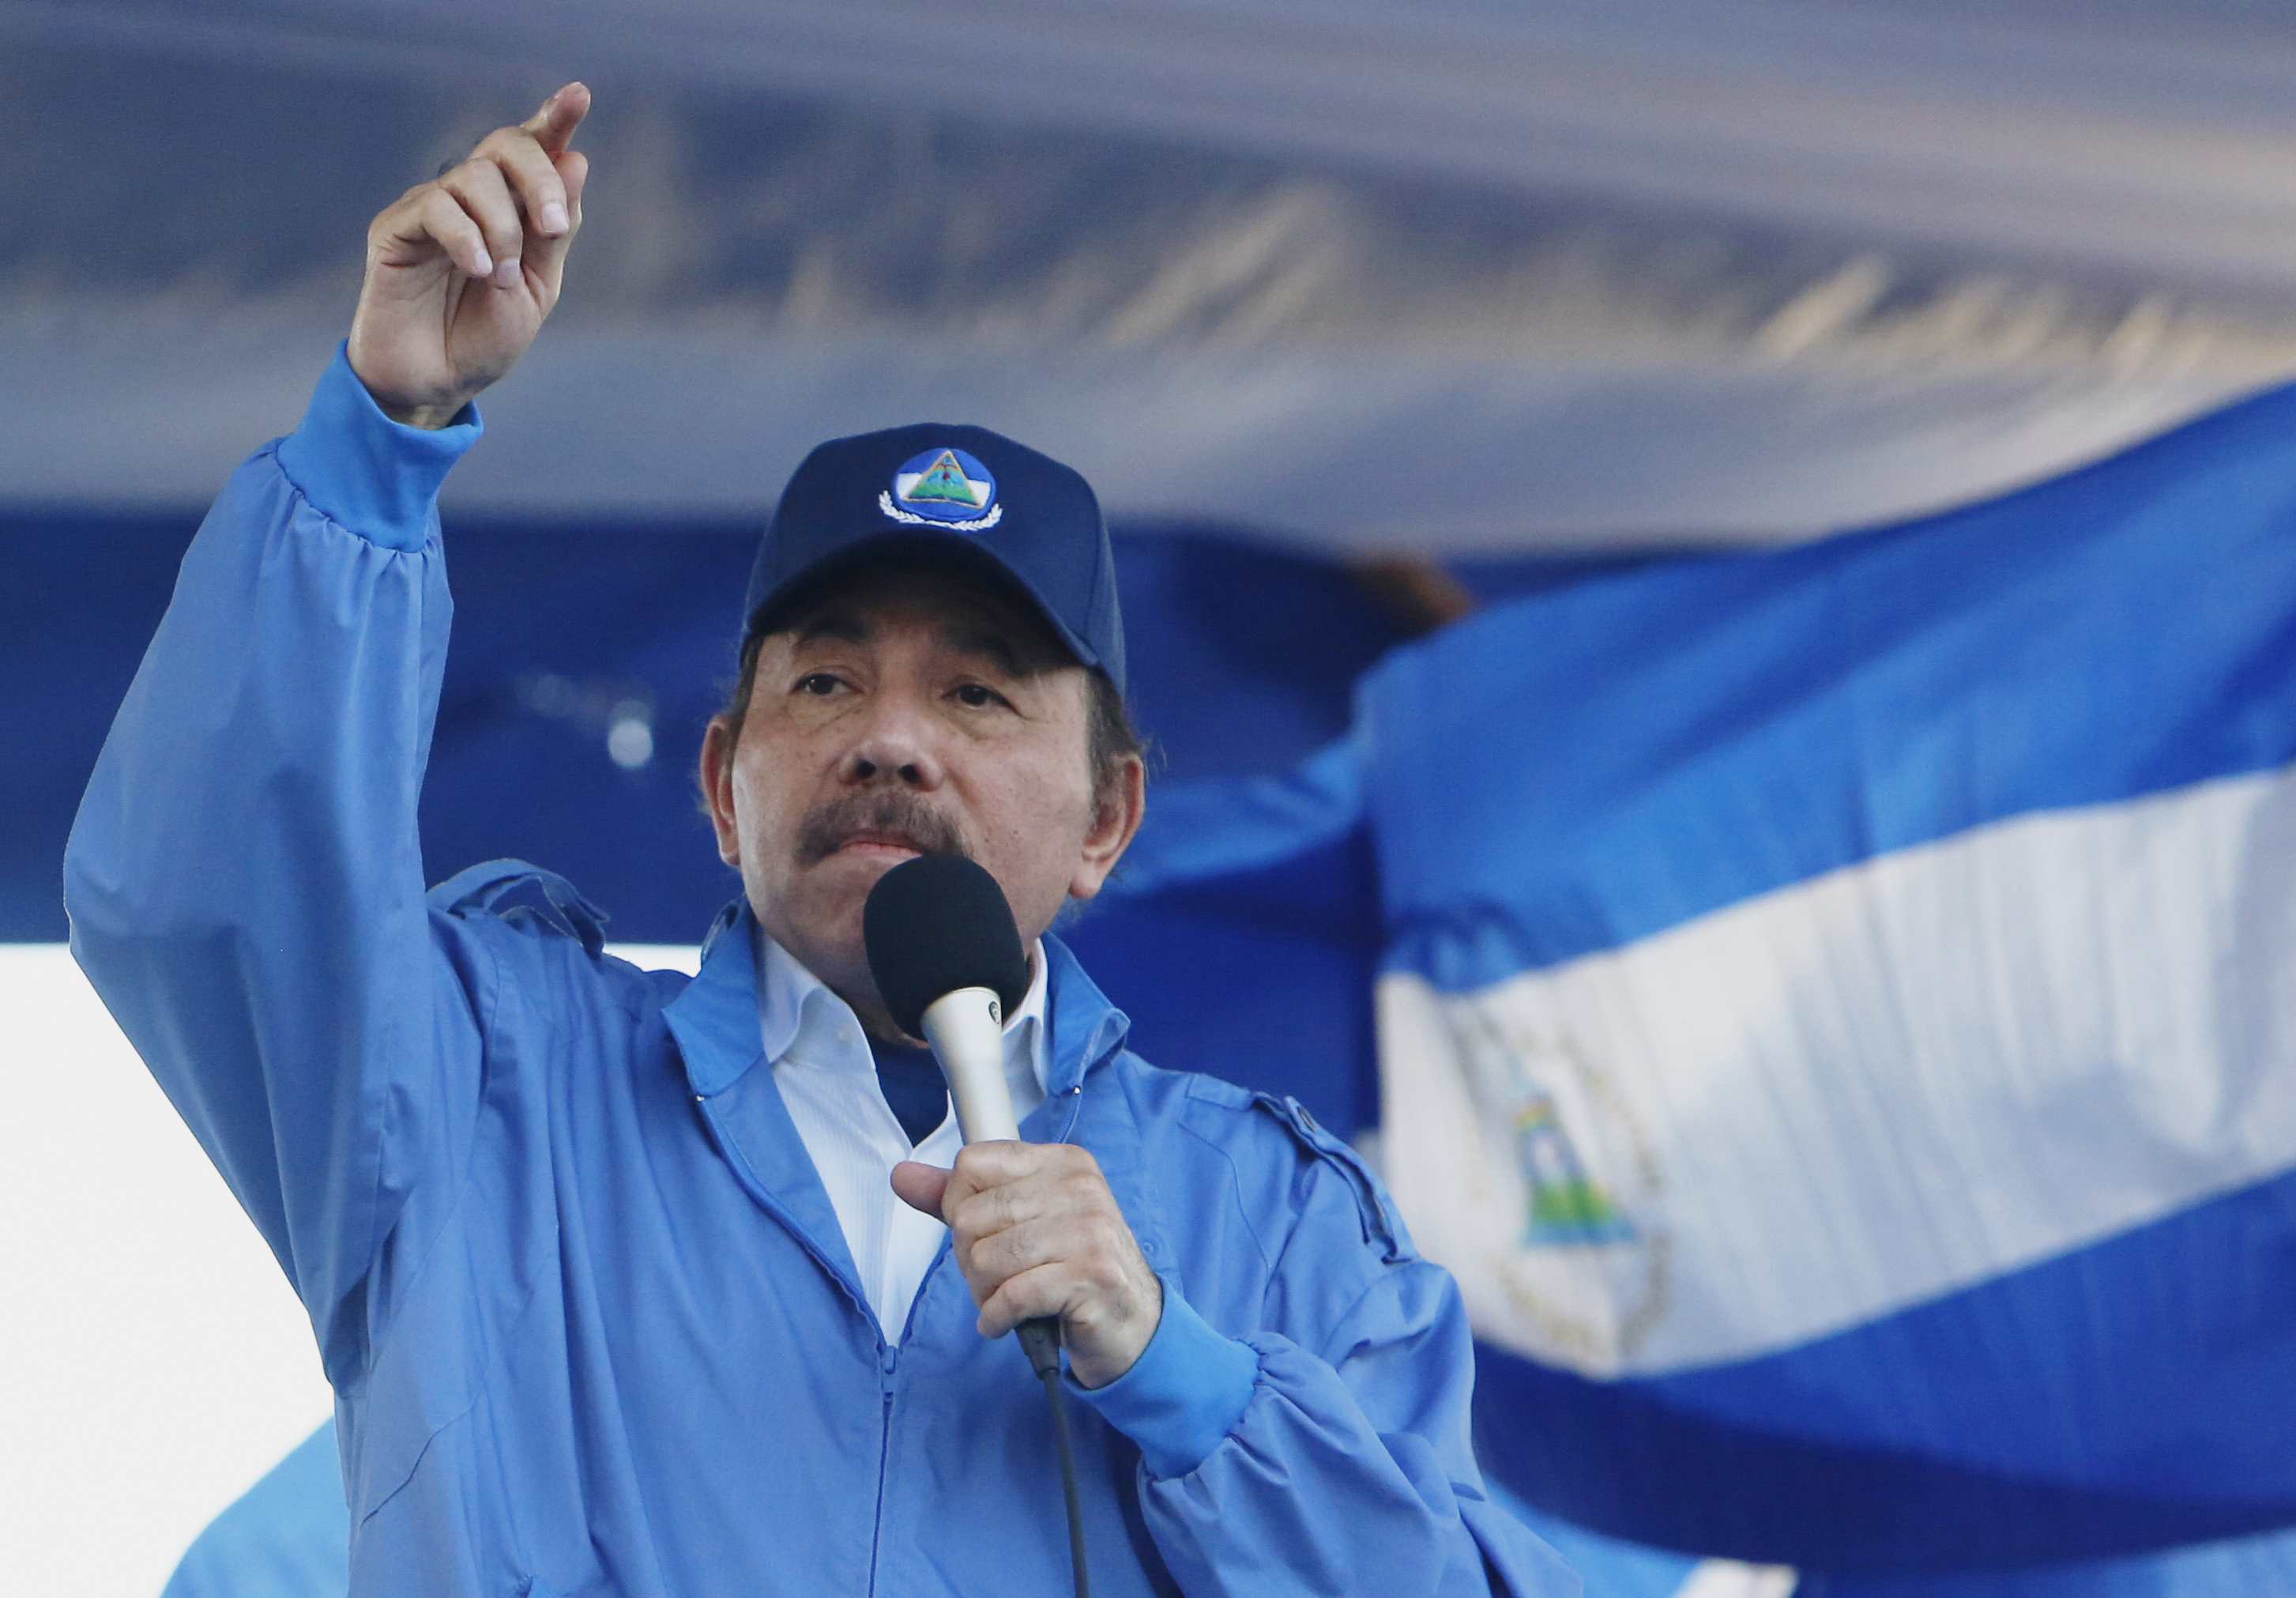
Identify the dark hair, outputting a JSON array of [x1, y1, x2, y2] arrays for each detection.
[[713, 631, 1145, 816], [1082, 665, 1146, 816]]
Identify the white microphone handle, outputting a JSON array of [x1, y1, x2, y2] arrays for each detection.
[[920, 986, 1018, 1144]]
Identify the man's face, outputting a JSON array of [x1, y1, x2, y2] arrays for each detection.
[[700, 564, 1142, 1032]]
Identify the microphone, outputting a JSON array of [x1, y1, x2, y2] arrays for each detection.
[[863, 852, 1094, 1596], [863, 854, 1056, 1372]]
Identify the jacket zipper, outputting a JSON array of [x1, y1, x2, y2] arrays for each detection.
[[696, 1094, 901, 1592], [868, 1219, 965, 1594], [701, 1081, 1092, 1592], [872, 1091, 1092, 1590], [866, 1338, 897, 1596]]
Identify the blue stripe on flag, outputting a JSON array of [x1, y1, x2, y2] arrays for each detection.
[[1471, 1163, 2296, 1569], [1365, 378, 2296, 990], [1797, 1522, 2296, 1596]]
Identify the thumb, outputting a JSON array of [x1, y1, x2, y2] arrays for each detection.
[[890, 1160, 954, 1219]]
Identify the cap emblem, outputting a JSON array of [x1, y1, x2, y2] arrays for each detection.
[[881, 447, 1003, 532]]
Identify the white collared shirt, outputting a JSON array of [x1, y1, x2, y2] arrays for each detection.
[[755, 931, 1052, 1339]]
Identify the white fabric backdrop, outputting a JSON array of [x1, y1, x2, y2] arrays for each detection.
[[0, 944, 694, 1598]]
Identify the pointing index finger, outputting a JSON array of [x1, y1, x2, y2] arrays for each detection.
[[523, 81, 591, 156]]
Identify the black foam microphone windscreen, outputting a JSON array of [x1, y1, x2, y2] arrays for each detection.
[[863, 854, 1030, 1038]]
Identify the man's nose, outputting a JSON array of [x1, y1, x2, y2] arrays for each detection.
[[843, 700, 945, 788]]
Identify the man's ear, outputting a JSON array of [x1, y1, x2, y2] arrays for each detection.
[[1068, 752, 1146, 903], [698, 715, 743, 868]]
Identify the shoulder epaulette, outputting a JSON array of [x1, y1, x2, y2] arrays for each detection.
[[1250, 1093, 1408, 1264]]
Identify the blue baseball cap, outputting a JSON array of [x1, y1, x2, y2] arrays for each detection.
[[743, 423, 1126, 693]]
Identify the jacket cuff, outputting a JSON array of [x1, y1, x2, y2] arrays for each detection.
[[1067, 1286, 1259, 1480], [274, 344, 481, 552]]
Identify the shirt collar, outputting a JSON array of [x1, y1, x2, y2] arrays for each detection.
[[754, 925, 1052, 1099]]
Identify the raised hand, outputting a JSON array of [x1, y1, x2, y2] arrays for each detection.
[[348, 84, 591, 428]]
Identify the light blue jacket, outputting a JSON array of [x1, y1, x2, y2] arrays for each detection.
[[66, 352, 1577, 1598]]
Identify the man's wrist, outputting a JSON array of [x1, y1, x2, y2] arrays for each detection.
[[352, 352, 482, 430], [1065, 1286, 1259, 1480], [275, 343, 481, 551], [380, 395, 476, 431]]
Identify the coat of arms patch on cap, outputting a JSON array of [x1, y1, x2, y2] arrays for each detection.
[[880, 447, 1003, 532]]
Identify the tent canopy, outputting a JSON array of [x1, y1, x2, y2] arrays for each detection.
[[9, 0, 2296, 545]]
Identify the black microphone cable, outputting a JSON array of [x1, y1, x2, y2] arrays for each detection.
[[1020, 1317, 1090, 1598]]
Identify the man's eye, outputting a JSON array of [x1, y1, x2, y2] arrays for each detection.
[[796, 673, 842, 695], [954, 683, 1003, 708]]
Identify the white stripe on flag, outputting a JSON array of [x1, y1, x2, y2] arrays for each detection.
[[1379, 762, 2296, 1377]]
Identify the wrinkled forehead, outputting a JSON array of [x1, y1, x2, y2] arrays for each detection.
[[762, 560, 1080, 678]]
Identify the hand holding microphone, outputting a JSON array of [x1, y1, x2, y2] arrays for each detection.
[[868, 855, 1163, 1390]]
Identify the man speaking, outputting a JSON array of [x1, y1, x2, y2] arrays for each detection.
[[66, 85, 1574, 1598]]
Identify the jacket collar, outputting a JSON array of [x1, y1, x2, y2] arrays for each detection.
[[1026, 933, 1173, 1273], [665, 901, 764, 1097], [667, 902, 1132, 1102], [1037, 932, 1130, 1099]]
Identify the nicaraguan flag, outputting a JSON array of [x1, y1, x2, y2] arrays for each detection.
[[1093, 375, 2296, 1588], [1354, 379, 2296, 1577]]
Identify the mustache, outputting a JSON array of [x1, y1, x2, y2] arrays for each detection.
[[795, 790, 969, 866]]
